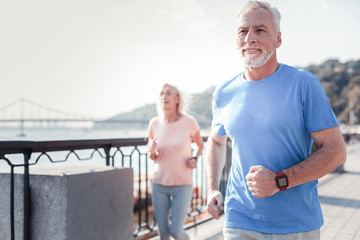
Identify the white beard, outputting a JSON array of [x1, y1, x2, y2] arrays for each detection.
[[240, 48, 274, 68]]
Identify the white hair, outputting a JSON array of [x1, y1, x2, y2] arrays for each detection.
[[156, 83, 186, 116], [237, 1, 281, 33]]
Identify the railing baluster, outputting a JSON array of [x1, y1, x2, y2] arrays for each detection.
[[104, 145, 111, 166], [23, 149, 31, 240], [137, 150, 142, 232], [10, 166, 15, 240]]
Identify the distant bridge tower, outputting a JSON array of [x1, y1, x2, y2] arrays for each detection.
[[18, 98, 25, 137]]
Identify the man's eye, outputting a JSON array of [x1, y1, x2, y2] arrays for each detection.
[[238, 30, 247, 35]]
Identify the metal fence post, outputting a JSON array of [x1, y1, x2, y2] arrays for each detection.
[[23, 149, 32, 240], [10, 166, 15, 240], [104, 145, 111, 166]]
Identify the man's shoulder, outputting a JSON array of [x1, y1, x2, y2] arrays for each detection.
[[281, 64, 316, 79], [214, 74, 240, 95]]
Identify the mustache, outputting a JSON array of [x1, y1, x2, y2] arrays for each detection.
[[241, 45, 261, 50]]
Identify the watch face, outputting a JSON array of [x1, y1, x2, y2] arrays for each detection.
[[278, 177, 288, 187]]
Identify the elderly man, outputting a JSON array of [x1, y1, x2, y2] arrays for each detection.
[[206, 1, 346, 239]]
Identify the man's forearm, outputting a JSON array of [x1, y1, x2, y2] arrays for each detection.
[[285, 127, 346, 188], [285, 142, 346, 188], [206, 134, 227, 192], [245, 127, 346, 198]]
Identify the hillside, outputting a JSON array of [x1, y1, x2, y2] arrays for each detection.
[[305, 59, 360, 123], [93, 58, 360, 130], [92, 103, 156, 129], [92, 87, 215, 130]]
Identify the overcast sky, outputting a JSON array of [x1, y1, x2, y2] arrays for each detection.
[[1, 0, 359, 119]]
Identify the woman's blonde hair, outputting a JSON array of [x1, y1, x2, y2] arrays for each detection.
[[156, 83, 186, 116]]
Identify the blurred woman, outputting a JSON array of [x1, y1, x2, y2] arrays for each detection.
[[147, 83, 204, 240]]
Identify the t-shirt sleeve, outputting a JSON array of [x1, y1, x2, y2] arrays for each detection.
[[147, 118, 155, 139], [303, 76, 339, 133], [211, 97, 227, 136], [189, 117, 200, 137]]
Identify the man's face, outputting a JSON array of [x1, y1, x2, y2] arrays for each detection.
[[236, 8, 281, 69]]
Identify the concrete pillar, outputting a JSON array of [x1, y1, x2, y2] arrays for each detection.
[[0, 166, 133, 240]]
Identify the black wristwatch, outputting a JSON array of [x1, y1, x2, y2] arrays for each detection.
[[275, 171, 289, 191]]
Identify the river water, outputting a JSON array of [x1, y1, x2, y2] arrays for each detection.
[[0, 126, 147, 141]]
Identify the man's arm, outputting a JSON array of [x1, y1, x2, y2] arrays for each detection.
[[286, 126, 346, 188], [206, 131, 227, 219], [246, 126, 346, 198]]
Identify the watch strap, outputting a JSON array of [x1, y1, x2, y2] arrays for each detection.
[[275, 171, 289, 191]]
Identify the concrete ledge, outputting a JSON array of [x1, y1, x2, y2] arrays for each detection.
[[0, 166, 133, 240]]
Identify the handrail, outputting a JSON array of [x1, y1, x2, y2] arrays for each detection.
[[0, 138, 148, 154]]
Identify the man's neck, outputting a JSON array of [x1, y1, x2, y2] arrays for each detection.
[[243, 58, 280, 81]]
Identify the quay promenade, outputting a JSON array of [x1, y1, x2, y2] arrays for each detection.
[[181, 141, 360, 240]]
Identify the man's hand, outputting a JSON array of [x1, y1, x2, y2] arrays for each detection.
[[246, 166, 278, 198], [207, 190, 224, 219]]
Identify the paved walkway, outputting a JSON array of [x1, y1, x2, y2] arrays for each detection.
[[186, 141, 360, 240], [319, 142, 360, 240]]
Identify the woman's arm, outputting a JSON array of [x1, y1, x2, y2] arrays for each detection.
[[186, 130, 204, 169], [192, 130, 204, 159], [147, 137, 159, 161]]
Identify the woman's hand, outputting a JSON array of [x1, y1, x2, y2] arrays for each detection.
[[147, 137, 158, 160], [186, 157, 197, 169]]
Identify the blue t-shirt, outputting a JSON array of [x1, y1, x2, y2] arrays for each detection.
[[212, 64, 339, 234]]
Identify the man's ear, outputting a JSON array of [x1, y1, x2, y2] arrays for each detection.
[[276, 32, 282, 48]]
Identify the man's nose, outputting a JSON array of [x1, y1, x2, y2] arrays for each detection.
[[244, 30, 256, 43]]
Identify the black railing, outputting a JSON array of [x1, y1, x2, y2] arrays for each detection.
[[0, 137, 232, 240]]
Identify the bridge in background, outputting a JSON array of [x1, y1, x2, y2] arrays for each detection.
[[0, 98, 147, 136]]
